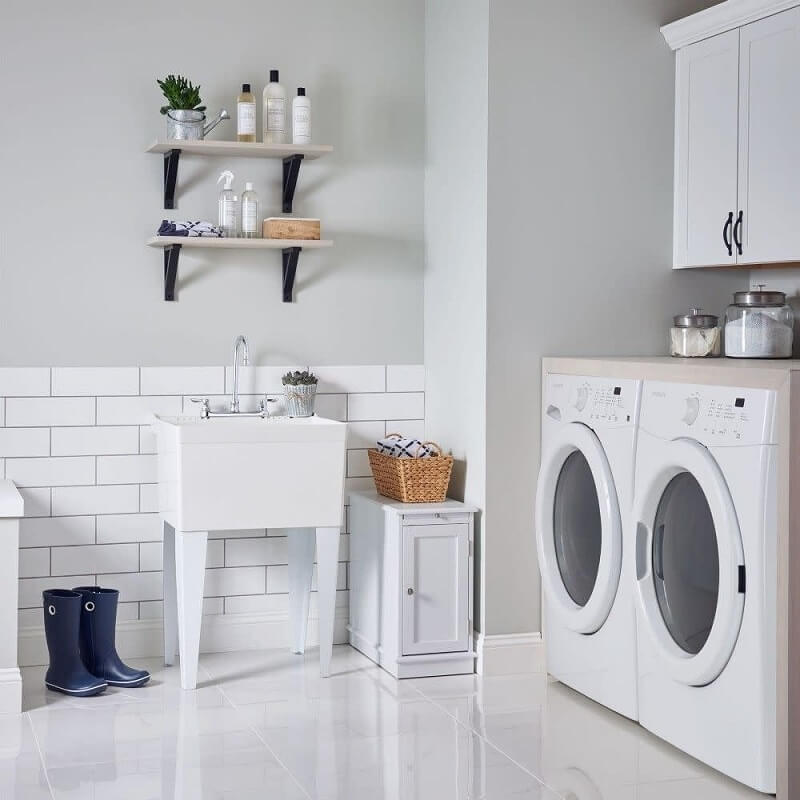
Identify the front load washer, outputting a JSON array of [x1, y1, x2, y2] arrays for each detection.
[[536, 373, 641, 721], [633, 380, 777, 793]]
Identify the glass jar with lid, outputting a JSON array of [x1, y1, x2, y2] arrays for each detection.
[[670, 308, 720, 358], [724, 287, 794, 359]]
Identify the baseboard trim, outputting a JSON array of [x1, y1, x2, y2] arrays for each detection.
[[474, 631, 545, 676], [19, 608, 350, 668]]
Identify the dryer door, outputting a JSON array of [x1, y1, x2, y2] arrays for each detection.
[[536, 422, 622, 634], [634, 438, 745, 686]]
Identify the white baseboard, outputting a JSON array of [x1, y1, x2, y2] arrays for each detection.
[[0, 668, 21, 716], [19, 608, 350, 668], [474, 631, 545, 676]]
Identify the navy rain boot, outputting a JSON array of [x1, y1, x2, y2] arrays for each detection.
[[43, 590, 107, 697], [73, 587, 150, 688]]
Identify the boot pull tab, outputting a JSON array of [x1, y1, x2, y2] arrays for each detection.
[[47, 605, 55, 616], [84, 601, 95, 612]]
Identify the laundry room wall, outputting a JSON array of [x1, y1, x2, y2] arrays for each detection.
[[483, 0, 743, 636]]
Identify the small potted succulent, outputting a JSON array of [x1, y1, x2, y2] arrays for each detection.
[[282, 370, 319, 417], [157, 74, 229, 140]]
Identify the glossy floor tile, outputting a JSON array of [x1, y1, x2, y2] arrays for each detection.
[[8, 646, 766, 799]]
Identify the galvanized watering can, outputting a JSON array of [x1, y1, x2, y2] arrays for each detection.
[[166, 108, 230, 141]]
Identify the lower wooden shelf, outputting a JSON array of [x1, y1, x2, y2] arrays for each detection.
[[145, 236, 333, 302]]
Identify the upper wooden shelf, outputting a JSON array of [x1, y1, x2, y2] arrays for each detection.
[[146, 140, 333, 159]]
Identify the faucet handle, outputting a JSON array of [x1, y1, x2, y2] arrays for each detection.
[[190, 397, 211, 419], [259, 394, 277, 417]]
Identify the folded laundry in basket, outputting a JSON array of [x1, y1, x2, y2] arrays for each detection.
[[158, 220, 224, 238], [376, 436, 435, 458]]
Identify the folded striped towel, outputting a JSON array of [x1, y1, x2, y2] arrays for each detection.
[[158, 220, 224, 237], [376, 435, 435, 459]]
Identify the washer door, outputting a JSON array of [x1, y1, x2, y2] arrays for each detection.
[[536, 423, 622, 634], [634, 438, 745, 686]]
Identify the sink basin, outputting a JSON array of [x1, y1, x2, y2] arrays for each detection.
[[154, 414, 347, 531]]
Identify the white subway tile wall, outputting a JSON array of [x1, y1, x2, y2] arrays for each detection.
[[0, 366, 424, 629]]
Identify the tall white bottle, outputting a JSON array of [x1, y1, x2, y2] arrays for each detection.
[[262, 70, 287, 144], [292, 87, 311, 145], [241, 182, 259, 238], [217, 170, 237, 237]]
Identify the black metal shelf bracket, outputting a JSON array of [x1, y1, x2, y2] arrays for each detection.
[[163, 149, 181, 209], [163, 244, 181, 301], [282, 154, 304, 213], [282, 247, 302, 302]]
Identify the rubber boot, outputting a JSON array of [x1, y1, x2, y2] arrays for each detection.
[[43, 590, 107, 697], [73, 587, 150, 688]]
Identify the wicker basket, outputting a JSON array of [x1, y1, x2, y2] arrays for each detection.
[[368, 434, 454, 503]]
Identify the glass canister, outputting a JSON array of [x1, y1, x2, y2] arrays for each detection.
[[724, 287, 794, 359], [670, 308, 720, 358]]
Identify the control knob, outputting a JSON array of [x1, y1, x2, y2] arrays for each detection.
[[573, 386, 589, 412], [682, 397, 700, 426]]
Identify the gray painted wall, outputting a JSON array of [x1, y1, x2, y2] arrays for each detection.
[[424, 0, 489, 630], [483, 0, 741, 635], [0, 0, 424, 366]]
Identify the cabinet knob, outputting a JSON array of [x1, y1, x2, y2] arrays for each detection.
[[407, 587, 414, 595]]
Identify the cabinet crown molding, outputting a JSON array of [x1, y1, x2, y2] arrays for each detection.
[[661, 0, 799, 49]]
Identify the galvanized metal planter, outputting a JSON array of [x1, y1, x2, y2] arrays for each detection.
[[285, 383, 317, 417]]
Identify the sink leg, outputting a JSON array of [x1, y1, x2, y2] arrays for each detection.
[[162, 520, 178, 666], [315, 526, 340, 678], [176, 530, 207, 690], [288, 528, 315, 655]]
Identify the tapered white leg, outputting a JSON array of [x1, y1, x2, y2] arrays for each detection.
[[175, 530, 207, 690], [288, 528, 315, 655], [315, 526, 340, 678], [162, 520, 178, 666]]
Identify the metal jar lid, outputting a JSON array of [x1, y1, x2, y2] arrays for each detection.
[[733, 285, 787, 307], [673, 308, 719, 328]]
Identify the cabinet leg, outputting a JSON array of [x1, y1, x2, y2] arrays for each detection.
[[175, 530, 207, 690], [288, 528, 315, 655], [315, 526, 340, 678], [162, 520, 178, 666]]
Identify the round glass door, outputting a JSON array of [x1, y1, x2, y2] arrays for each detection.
[[652, 472, 719, 655], [553, 451, 602, 608]]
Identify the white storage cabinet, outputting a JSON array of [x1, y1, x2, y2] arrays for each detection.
[[348, 490, 476, 678], [667, 2, 800, 267]]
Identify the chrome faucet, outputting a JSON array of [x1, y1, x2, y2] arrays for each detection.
[[231, 335, 249, 413]]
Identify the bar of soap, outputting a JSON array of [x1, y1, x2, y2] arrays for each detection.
[[263, 217, 321, 240]]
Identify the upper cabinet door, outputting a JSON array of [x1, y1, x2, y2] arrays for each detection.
[[737, 7, 800, 265], [673, 30, 740, 268]]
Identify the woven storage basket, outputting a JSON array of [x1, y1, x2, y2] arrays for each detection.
[[368, 434, 454, 503]]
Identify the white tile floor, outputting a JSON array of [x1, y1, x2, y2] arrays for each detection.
[[0, 646, 764, 799]]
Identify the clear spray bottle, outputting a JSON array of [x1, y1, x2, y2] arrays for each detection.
[[217, 170, 237, 237]]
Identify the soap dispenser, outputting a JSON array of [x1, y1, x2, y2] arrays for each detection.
[[217, 171, 236, 237]]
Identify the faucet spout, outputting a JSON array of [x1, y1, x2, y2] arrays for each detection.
[[231, 335, 249, 413]]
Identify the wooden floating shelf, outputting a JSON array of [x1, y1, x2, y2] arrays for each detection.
[[146, 139, 333, 159], [146, 237, 333, 303], [146, 139, 332, 212]]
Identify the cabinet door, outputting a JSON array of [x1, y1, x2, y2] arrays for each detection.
[[673, 30, 740, 268], [737, 7, 800, 264], [401, 523, 469, 655]]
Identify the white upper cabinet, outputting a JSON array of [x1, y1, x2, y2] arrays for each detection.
[[665, 2, 800, 268], [737, 7, 800, 263], [674, 31, 740, 267]]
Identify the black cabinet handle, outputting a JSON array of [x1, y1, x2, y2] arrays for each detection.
[[733, 210, 743, 256], [723, 211, 734, 257]]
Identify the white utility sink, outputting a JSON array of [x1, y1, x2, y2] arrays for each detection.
[[153, 413, 347, 689], [154, 414, 347, 532]]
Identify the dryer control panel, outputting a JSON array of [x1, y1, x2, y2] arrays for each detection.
[[640, 381, 777, 446], [544, 374, 641, 429]]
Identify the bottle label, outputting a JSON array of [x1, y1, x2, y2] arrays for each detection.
[[266, 97, 285, 131], [237, 102, 256, 135], [242, 201, 258, 233], [222, 197, 236, 231], [293, 107, 311, 141]]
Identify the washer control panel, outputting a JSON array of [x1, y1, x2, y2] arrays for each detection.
[[640, 381, 777, 446], [544, 374, 641, 428]]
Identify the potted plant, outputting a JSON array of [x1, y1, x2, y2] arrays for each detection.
[[157, 74, 229, 140], [282, 370, 318, 417]]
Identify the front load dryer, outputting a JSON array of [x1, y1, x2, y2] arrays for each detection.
[[535, 373, 641, 721], [633, 381, 777, 793]]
